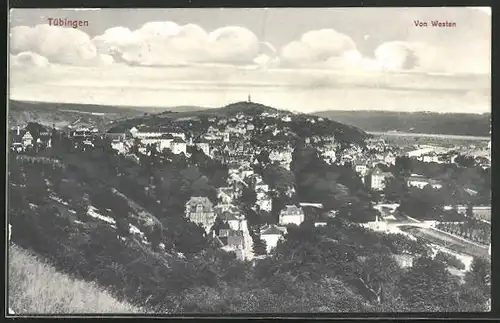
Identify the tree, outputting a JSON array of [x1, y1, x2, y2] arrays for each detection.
[[71, 193, 90, 221], [383, 176, 408, 203], [464, 257, 491, 295], [239, 185, 257, 210], [398, 256, 460, 311], [353, 253, 403, 304], [116, 217, 131, 239], [252, 237, 267, 256], [455, 155, 475, 168], [146, 224, 165, 252], [394, 156, 412, 176]]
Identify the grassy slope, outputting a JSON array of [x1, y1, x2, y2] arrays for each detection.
[[8, 244, 141, 314]]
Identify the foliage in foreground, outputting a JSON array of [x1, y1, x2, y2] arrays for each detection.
[[8, 244, 141, 314]]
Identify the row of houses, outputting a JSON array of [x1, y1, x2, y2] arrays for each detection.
[[185, 194, 308, 257]]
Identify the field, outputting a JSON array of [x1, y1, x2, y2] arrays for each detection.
[[399, 226, 489, 259], [8, 244, 142, 314]]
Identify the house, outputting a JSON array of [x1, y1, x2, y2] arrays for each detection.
[[260, 224, 287, 253], [279, 205, 305, 226], [407, 174, 443, 189], [170, 137, 187, 155], [384, 153, 396, 165], [70, 127, 94, 140], [369, 166, 393, 191], [195, 139, 210, 156], [217, 187, 235, 204], [255, 180, 269, 193], [105, 131, 128, 141], [256, 197, 272, 212], [422, 152, 439, 163], [21, 131, 33, 147], [353, 161, 369, 177], [239, 165, 254, 179], [220, 209, 245, 231], [185, 197, 216, 232]]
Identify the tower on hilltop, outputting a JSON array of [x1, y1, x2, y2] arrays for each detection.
[[248, 94, 252, 103]]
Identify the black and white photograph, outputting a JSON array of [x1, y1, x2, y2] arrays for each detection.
[[7, 7, 491, 315]]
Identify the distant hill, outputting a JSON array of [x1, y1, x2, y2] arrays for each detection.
[[8, 100, 213, 129], [107, 101, 368, 146], [8, 100, 144, 130], [313, 110, 491, 137]]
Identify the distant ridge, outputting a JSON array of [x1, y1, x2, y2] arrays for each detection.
[[313, 110, 491, 137], [9, 100, 213, 114]]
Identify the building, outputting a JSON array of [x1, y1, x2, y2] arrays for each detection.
[[195, 139, 210, 156], [170, 137, 187, 155], [256, 197, 272, 212], [21, 131, 33, 147], [70, 127, 94, 140], [217, 187, 235, 204], [260, 224, 287, 253], [185, 197, 216, 232], [353, 161, 369, 177], [279, 205, 305, 226], [370, 166, 393, 191], [407, 174, 443, 189]]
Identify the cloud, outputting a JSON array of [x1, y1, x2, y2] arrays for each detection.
[[92, 21, 265, 67], [374, 41, 425, 71], [280, 29, 356, 67], [10, 51, 50, 68], [10, 24, 111, 66]]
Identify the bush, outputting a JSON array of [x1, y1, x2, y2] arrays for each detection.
[[434, 251, 466, 270]]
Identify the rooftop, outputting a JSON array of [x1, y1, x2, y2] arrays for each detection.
[[261, 224, 287, 235]]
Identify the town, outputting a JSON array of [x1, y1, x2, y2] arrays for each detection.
[[9, 99, 491, 264]]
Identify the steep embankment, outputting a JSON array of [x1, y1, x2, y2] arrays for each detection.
[[8, 244, 141, 314]]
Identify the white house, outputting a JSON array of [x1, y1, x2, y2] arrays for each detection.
[[370, 167, 393, 191], [260, 224, 287, 253], [21, 131, 33, 147], [279, 205, 305, 226], [170, 138, 187, 155], [354, 161, 369, 177]]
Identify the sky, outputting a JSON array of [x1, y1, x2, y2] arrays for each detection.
[[9, 7, 491, 113]]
